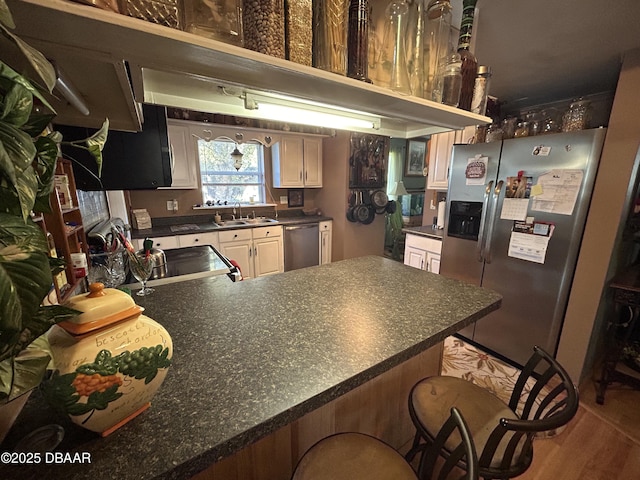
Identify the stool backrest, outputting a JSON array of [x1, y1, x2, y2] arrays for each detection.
[[479, 345, 579, 477], [418, 407, 478, 480]]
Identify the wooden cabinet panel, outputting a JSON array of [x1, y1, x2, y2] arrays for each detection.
[[162, 120, 198, 189], [193, 343, 443, 480]]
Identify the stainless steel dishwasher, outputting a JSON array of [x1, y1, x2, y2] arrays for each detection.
[[284, 223, 320, 271]]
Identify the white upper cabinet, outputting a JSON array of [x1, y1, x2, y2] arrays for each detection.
[[8, 0, 490, 135], [161, 120, 199, 189], [272, 136, 323, 188], [426, 126, 476, 191]]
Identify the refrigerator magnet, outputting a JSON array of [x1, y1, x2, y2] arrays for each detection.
[[465, 155, 488, 185]]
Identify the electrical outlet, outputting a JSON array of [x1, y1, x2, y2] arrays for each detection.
[[173, 199, 178, 211], [280, 196, 288, 204], [166, 200, 174, 211]]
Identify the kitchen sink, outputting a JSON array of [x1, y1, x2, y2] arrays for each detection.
[[217, 220, 248, 226], [246, 218, 279, 224]]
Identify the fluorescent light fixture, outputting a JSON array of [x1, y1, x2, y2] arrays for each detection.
[[52, 61, 90, 116], [244, 93, 381, 131]]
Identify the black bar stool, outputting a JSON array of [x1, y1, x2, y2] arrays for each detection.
[[405, 345, 579, 479], [292, 407, 477, 480]]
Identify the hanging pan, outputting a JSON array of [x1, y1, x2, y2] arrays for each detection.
[[346, 190, 357, 223]]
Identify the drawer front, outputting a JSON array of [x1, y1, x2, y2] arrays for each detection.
[[135, 235, 180, 250], [178, 232, 219, 247], [252, 225, 283, 239], [219, 228, 252, 243]]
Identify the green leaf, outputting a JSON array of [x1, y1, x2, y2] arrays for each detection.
[[0, 215, 50, 359], [80, 118, 109, 176], [0, 121, 38, 220], [86, 384, 122, 411], [0, 0, 16, 30], [1, 81, 32, 127], [22, 113, 56, 138], [0, 60, 55, 111]]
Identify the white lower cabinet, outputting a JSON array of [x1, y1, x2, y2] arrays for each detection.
[[404, 233, 442, 274], [319, 220, 332, 265], [218, 226, 283, 279]]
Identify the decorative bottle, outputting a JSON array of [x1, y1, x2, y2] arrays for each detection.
[[423, 0, 452, 102], [456, 0, 478, 111], [441, 52, 462, 107], [404, 0, 425, 97], [470, 65, 491, 115], [379, 0, 411, 94], [347, 0, 370, 81], [313, 0, 348, 75]]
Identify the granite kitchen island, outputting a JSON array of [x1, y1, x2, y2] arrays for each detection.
[[1, 256, 501, 480]]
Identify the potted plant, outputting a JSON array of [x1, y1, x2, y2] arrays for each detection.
[[0, 0, 108, 439]]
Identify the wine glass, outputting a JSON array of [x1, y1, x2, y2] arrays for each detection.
[[129, 251, 155, 296]]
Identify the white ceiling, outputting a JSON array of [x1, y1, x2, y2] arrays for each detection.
[[470, 0, 640, 109]]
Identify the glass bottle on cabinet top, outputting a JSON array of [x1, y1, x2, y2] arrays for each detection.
[[404, 0, 424, 97], [242, 0, 285, 58], [456, 0, 478, 111], [423, 0, 452, 102], [347, 0, 370, 82], [183, 0, 243, 46], [313, 0, 348, 75], [379, 0, 411, 94]]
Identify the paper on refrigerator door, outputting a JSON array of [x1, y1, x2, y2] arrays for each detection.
[[531, 169, 584, 215], [508, 231, 550, 264]]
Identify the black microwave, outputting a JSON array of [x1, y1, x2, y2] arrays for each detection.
[[55, 104, 172, 190]]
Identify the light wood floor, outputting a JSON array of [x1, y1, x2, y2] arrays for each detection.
[[515, 376, 640, 480]]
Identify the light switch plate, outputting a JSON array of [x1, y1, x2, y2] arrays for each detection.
[[166, 200, 174, 211], [280, 196, 288, 204]]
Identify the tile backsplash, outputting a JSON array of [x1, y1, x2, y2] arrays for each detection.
[[77, 190, 109, 231]]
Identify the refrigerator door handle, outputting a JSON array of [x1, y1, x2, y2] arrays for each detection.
[[483, 180, 504, 264], [476, 180, 494, 262]]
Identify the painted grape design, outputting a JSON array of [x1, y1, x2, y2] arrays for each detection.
[[72, 373, 123, 397], [44, 345, 171, 422]]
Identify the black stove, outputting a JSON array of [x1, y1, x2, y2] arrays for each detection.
[[126, 245, 239, 287]]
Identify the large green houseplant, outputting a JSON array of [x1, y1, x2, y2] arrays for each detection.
[[0, 0, 108, 406]]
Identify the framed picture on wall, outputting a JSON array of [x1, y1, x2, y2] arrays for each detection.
[[288, 189, 304, 208], [406, 140, 427, 176]]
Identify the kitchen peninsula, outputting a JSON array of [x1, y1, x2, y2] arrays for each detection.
[[1, 256, 501, 480]]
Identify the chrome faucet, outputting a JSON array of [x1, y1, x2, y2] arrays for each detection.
[[252, 210, 256, 219], [233, 201, 242, 220]]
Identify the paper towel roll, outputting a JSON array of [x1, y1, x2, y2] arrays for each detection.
[[436, 201, 446, 229]]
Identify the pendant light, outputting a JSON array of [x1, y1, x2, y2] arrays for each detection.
[[230, 145, 244, 170]]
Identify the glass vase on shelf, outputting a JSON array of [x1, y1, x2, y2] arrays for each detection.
[[347, 0, 371, 82], [404, 0, 425, 97], [313, 0, 348, 75], [423, 0, 452, 102], [456, 0, 478, 111], [378, 0, 412, 94]]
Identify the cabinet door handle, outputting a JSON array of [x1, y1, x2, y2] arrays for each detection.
[[254, 246, 257, 256], [299, 171, 303, 181]]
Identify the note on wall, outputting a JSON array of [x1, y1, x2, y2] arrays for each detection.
[[531, 170, 584, 215]]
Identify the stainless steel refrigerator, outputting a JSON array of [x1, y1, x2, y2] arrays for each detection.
[[441, 128, 607, 367]]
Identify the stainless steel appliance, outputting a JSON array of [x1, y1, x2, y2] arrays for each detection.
[[284, 223, 320, 271], [441, 128, 607, 366], [125, 245, 239, 287]]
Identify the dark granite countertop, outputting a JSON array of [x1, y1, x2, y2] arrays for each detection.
[[1, 256, 500, 480], [402, 225, 444, 240], [131, 214, 333, 240]]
